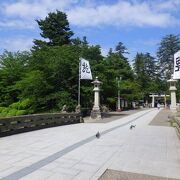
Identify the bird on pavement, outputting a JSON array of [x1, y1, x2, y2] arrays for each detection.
[[96, 131, 100, 139], [130, 125, 136, 130]]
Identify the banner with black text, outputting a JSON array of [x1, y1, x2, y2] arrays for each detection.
[[173, 51, 180, 79], [80, 58, 92, 80]]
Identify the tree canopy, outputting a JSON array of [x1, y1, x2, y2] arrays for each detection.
[[0, 11, 179, 117], [33, 10, 74, 50], [157, 34, 180, 79]]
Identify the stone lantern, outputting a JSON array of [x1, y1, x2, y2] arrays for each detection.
[[90, 77, 102, 120], [167, 75, 177, 112]]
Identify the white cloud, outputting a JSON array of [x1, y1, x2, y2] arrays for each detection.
[[1, 0, 180, 29], [3, 0, 78, 19], [2, 0, 78, 29], [4, 1, 46, 19], [0, 37, 33, 52], [68, 1, 179, 27], [101, 47, 109, 57], [0, 20, 34, 29], [154, 0, 180, 12]]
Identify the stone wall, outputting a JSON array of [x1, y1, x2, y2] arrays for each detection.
[[0, 113, 81, 137], [172, 116, 180, 139]]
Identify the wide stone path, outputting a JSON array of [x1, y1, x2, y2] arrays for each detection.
[[0, 108, 180, 180]]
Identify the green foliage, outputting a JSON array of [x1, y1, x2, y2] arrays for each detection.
[[0, 51, 31, 106], [19, 99, 32, 110], [0, 98, 33, 117], [157, 34, 180, 79], [133, 52, 157, 81], [115, 42, 129, 57], [9, 102, 19, 109], [133, 52, 160, 100], [0, 10, 179, 115], [0, 107, 9, 117], [29, 45, 79, 112], [120, 80, 141, 100], [9, 99, 32, 110], [57, 91, 77, 112], [33, 10, 74, 49], [93, 51, 135, 109], [16, 110, 28, 116], [106, 97, 116, 109], [0, 107, 5, 113], [7, 109, 18, 117]]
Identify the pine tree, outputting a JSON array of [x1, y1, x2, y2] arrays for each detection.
[[157, 34, 180, 79], [115, 42, 129, 58], [33, 10, 74, 49]]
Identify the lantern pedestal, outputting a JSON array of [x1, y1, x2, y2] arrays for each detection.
[[90, 77, 102, 120], [167, 75, 177, 112]]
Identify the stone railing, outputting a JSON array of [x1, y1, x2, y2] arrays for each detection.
[[171, 116, 180, 139], [0, 113, 81, 137]]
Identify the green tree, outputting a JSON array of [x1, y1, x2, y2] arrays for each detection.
[[134, 53, 157, 81], [27, 45, 80, 112], [115, 42, 129, 58], [100, 51, 134, 109], [144, 53, 157, 80], [157, 34, 180, 79], [0, 51, 31, 106], [33, 10, 74, 49], [14, 70, 52, 112], [133, 52, 159, 100], [2, 10, 166, 115], [79, 42, 104, 108]]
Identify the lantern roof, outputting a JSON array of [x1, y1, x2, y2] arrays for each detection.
[[91, 77, 102, 85]]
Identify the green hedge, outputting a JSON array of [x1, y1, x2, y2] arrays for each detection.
[[0, 98, 33, 117]]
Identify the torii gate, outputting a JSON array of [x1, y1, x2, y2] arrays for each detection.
[[149, 94, 170, 108]]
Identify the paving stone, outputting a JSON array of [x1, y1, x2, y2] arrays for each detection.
[[47, 172, 74, 180], [0, 163, 13, 172], [19, 170, 52, 180], [72, 171, 94, 180], [0, 166, 23, 178], [1, 109, 180, 180], [48, 166, 80, 176], [99, 169, 179, 180], [73, 162, 101, 173], [54, 158, 80, 168], [149, 109, 172, 127]]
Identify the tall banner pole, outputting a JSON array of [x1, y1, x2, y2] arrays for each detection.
[[78, 58, 92, 106], [78, 60, 81, 106]]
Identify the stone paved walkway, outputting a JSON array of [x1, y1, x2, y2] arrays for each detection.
[[149, 108, 172, 127], [99, 169, 179, 180], [84, 109, 145, 123], [0, 108, 180, 180]]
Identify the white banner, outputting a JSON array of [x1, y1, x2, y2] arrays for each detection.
[[80, 58, 92, 80], [173, 50, 180, 79]]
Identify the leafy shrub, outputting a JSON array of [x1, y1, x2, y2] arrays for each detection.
[[18, 98, 32, 110], [16, 110, 28, 116], [56, 91, 76, 112], [7, 109, 18, 117], [0, 98, 33, 117], [9, 99, 32, 110], [0, 107, 9, 117], [9, 102, 20, 109], [0, 107, 5, 113], [106, 97, 116, 110]]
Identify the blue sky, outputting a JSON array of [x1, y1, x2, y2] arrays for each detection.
[[0, 0, 179, 60]]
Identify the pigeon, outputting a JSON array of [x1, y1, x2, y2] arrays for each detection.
[[130, 125, 136, 130], [96, 131, 100, 139]]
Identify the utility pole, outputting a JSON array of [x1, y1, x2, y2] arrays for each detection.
[[116, 76, 122, 111]]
